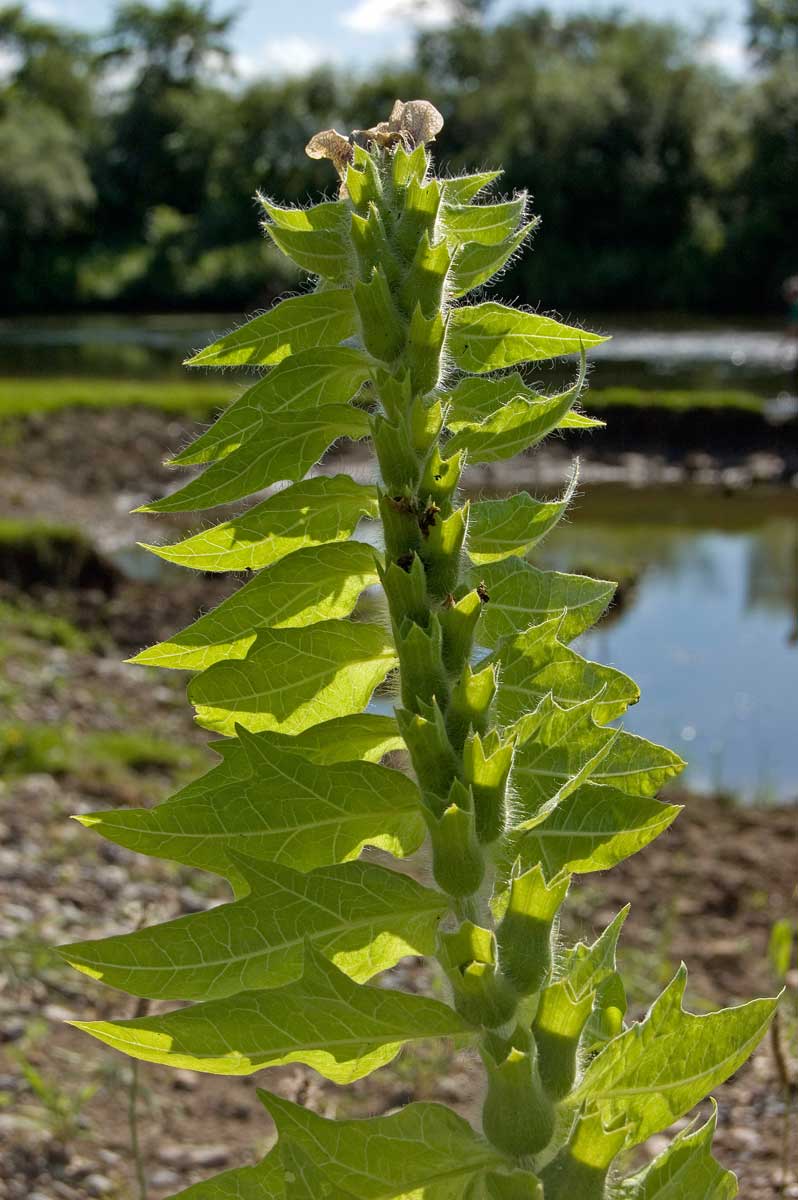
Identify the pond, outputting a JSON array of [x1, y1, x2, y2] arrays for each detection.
[[1, 313, 796, 802], [536, 486, 798, 804]]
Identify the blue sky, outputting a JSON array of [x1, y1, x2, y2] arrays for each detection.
[[29, 0, 750, 76]]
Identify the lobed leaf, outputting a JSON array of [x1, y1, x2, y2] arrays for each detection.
[[471, 559, 615, 646], [75, 737, 423, 877], [72, 945, 469, 1084], [443, 356, 586, 465], [140, 404, 370, 513], [169, 1150, 284, 1199], [186, 290, 358, 368], [441, 170, 502, 204], [262, 199, 352, 280], [512, 781, 682, 876], [259, 1093, 507, 1199], [511, 695, 685, 815], [188, 619, 397, 735], [131, 541, 378, 670], [140, 475, 378, 572], [206, 714, 402, 772], [572, 968, 778, 1148], [447, 302, 607, 372], [467, 472, 577, 565], [491, 615, 639, 726], [61, 854, 446, 1001], [172, 347, 371, 466], [618, 1105, 738, 1199], [449, 221, 538, 298], [443, 197, 526, 247]]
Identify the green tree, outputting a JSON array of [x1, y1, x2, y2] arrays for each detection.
[[748, 0, 798, 64]]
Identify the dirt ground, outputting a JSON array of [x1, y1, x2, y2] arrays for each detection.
[[0, 404, 796, 1199]]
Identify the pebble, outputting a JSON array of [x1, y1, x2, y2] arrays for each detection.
[[84, 1175, 114, 1197], [151, 1168, 182, 1189], [158, 1144, 230, 1169]]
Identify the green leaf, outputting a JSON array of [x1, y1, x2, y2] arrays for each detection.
[[491, 615, 639, 726], [449, 221, 538, 298], [72, 944, 469, 1084], [441, 171, 503, 204], [572, 967, 778, 1148], [172, 347, 371, 466], [511, 695, 685, 814], [444, 358, 585, 464], [169, 1149, 284, 1199], [467, 474, 577, 565], [188, 619, 397, 735], [261, 199, 352, 281], [619, 1105, 737, 1199], [130, 542, 378, 670], [259, 1093, 506, 1199], [186, 290, 358, 368], [207, 714, 403, 770], [560, 906, 630, 1000], [443, 197, 526, 246], [76, 737, 423, 877], [265, 219, 352, 282], [140, 405, 370, 513], [140, 475, 378, 572], [471, 560, 615, 646], [512, 781, 682, 876], [447, 303, 608, 372], [61, 854, 446, 1001]]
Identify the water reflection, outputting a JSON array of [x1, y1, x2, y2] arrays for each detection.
[[539, 488, 798, 803]]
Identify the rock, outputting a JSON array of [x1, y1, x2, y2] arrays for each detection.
[[172, 1069, 199, 1091], [84, 1175, 114, 1197], [151, 1168, 182, 1189], [158, 1144, 230, 1170]]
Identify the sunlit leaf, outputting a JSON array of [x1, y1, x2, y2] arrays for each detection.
[[448, 302, 608, 372]]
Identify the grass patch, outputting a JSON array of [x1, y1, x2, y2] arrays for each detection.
[[0, 376, 233, 420], [588, 386, 765, 413], [0, 722, 206, 781], [0, 378, 771, 421], [0, 598, 90, 651]]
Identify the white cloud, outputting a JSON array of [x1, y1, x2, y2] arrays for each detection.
[[341, 0, 457, 35], [237, 35, 332, 79]]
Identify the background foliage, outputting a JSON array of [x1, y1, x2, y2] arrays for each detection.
[[0, 0, 796, 315]]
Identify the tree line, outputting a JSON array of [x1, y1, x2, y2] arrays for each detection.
[[0, 0, 796, 315]]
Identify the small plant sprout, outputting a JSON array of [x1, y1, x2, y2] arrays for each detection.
[[60, 99, 777, 1198]]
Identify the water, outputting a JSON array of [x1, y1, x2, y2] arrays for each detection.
[[537, 488, 798, 803]]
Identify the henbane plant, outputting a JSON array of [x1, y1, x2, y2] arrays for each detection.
[[60, 100, 777, 1198]]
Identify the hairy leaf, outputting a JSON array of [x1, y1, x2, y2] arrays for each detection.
[[512, 781, 682, 876], [449, 221, 538, 298], [72, 945, 468, 1084], [572, 968, 777, 1147], [618, 1105, 737, 1199], [471, 559, 615, 646], [131, 542, 378, 670], [140, 405, 370, 513], [492, 615, 639, 726], [467, 474, 577, 565], [172, 347, 371, 466], [444, 357, 585, 465], [511, 695, 685, 815], [169, 1150, 284, 1199], [76, 740, 423, 877], [188, 619, 397, 735], [262, 199, 352, 280], [141, 475, 378, 572], [186, 290, 358, 368], [61, 855, 446, 1001], [206, 715, 402, 771], [447, 303, 607, 372], [443, 197, 526, 246], [441, 170, 502, 204], [260, 1094, 506, 1199]]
